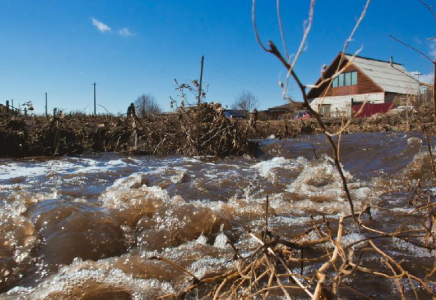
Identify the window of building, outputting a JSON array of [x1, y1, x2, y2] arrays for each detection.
[[338, 74, 344, 86], [351, 72, 357, 85], [345, 72, 351, 86], [332, 71, 357, 87], [419, 86, 428, 95]]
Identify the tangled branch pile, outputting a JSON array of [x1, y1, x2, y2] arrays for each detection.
[[0, 103, 250, 157], [173, 102, 249, 157], [156, 198, 436, 299]]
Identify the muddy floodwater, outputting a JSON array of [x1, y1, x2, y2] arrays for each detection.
[[0, 132, 435, 299]]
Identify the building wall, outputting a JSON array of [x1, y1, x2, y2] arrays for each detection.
[[385, 92, 418, 106], [309, 92, 385, 118], [312, 63, 384, 99]]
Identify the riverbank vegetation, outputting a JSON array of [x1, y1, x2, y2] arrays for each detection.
[[0, 101, 433, 158]]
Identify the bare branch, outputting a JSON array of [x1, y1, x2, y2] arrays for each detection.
[[276, 0, 289, 60], [389, 34, 434, 63], [282, 0, 315, 99], [340, 0, 371, 62], [252, 0, 375, 229], [252, 0, 268, 52], [419, 0, 436, 21]]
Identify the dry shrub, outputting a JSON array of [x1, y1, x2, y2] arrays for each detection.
[[174, 102, 249, 157], [0, 102, 250, 158]]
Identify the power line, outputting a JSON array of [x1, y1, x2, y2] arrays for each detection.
[[205, 59, 278, 94]]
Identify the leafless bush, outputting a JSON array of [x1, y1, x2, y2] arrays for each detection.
[[134, 94, 162, 119], [170, 81, 249, 156], [231, 90, 259, 112]]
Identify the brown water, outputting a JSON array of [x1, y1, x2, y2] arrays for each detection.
[[0, 132, 435, 299]]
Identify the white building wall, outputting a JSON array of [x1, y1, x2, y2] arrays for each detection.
[[309, 92, 385, 118]]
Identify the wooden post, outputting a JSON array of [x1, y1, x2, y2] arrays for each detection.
[[93, 82, 97, 115], [197, 56, 204, 105], [45, 92, 48, 117], [6, 100, 9, 112]]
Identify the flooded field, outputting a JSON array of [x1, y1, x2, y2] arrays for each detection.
[[0, 132, 435, 299]]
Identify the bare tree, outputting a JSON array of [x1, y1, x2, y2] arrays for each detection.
[[134, 94, 162, 118], [231, 91, 258, 112]]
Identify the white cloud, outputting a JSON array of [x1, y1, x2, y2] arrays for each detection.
[[411, 71, 434, 84], [118, 28, 134, 37], [90, 18, 135, 37], [91, 18, 111, 33], [419, 73, 434, 84]]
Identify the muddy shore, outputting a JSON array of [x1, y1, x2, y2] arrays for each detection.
[[0, 102, 434, 158]]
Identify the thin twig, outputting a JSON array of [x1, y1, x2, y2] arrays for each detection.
[[389, 34, 434, 63], [424, 126, 436, 179]]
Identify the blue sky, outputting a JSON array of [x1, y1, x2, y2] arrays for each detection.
[[0, 0, 435, 114]]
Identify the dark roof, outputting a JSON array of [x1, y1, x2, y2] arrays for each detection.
[[344, 53, 403, 66], [267, 103, 304, 111]]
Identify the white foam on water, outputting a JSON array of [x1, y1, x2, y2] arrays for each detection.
[[189, 257, 232, 279], [0, 163, 51, 180], [392, 237, 434, 257], [106, 159, 129, 166], [6, 265, 174, 299], [170, 169, 187, 184], [341, 233, 367, 249], [407, 137, 422, 146], [267, 215, 313, 228], [71, 158, 138, 174], [0, 156, 152, 184], [99, 173, 170, 211], [213, 224, 228, 249], [196, 234, 208, 245], [108, 172, 145, 190], [389, 207, 415, 214], [251, 156, 303, 180], [288, 156, 349, 194], [0, 158, 94, 181], [281, 155, 374, 213], [0, 198, 38, 286], [213, 233, 227, 249]]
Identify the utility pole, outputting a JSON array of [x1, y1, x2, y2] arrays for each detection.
[[415, 72, 423, 83], [198, 55, 204, 105], [414, 72, 424, 101], [45, 92, 48, 117], [93, 82, 97, 115]]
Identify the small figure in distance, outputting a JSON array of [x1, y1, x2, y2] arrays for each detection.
[[127, 103, 136, 117]]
